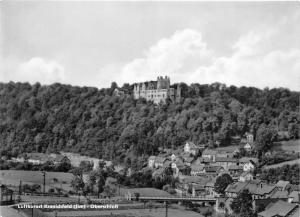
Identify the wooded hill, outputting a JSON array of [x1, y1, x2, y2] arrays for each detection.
[[0, 81, 299, 164]]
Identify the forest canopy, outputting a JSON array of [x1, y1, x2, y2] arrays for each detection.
[[0, 81, 299, 164]]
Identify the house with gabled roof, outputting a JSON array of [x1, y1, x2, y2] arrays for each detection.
[[288, 191, 300, 204], [214, 157, 238, 170], [244, 143, 253, 152], [225, 181, 249, 198], [228, 165, 243, 173], [190, 164, 205, 176], [184, 141, 199, 156], [154, 156, 166, 168], [245, 182, 278, 200], [204, 166, 225, 175], [26, 153, 52, 165], [191, 177, 212, 197], [202, 149, 217, 162], [239, 171, 254, 182], [49, 153, 70, 165], [148, 156, 156, 168], [270, 190, 289, 200], [258, 200, 298, 217], [276, 181, 290, 191], [239, 157, 258, 172]]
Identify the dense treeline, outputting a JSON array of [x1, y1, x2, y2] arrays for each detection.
[[0, 81, 299, 164]]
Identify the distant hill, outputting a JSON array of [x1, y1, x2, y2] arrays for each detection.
[[0, 81, 299, 165]]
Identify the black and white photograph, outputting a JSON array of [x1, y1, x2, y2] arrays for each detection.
[[0, 1, 299, 217]]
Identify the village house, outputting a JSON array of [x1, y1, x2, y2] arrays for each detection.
[[171, 158, 185, 176], [49, 153, 70, 165], [203, 166, 225, 175], [258, 200, 299, 217], [60, 152, 109, 170], [148, 156, 156, 168], [225, 181, 249, 198], [239, 171, 254, 182], [202, 149, 217, 162], [241, 132, 254, 152], [205, 179, 219, 198], [246, 132, 254, 143], [190, 164, 205, 176], [191, 177, 212, 197], [248, 181, 277, 200], [154, 156, 166, 168], [181, 153, 195, 166], [183, 141, 199, 156], [176, 175, 205, 197], [239, 157, 258, 172], [244, 143, 253, 152], [288, 191, 300, 204], [216, 150, 234, 158], [270, 190, 289, 200], [152, 168, 166, 179], [214, 157, 238, 171], [11, 156, 25, 163], [26, 153, 52, 165], [276, 181, 291, 191], [170, 153, 176, 161], [228, 165, 243, 178]]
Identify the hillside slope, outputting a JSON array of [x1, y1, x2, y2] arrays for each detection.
[[0, 82, 299, 164]]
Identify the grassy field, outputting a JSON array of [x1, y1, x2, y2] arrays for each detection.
[[272, 139, 300, 153], [54, 207, 204, 217], [0, 170, 74, 192], [119, 187, 173, 198]]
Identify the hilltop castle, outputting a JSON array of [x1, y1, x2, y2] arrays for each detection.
[[133, 76, 181, 104]]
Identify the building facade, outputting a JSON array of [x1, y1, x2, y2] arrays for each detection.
[[133, 76, 181, 104]]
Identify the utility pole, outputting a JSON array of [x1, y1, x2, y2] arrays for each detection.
[[42, 171, 46, 195], [19, 180, 22, 196], [165, 201, 168, 217]]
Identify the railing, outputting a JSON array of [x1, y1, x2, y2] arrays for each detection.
[[138, 196, 217, 201]]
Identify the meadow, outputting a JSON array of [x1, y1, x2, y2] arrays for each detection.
[[272, 139, 300, 153], [0, 170, 74, 192]]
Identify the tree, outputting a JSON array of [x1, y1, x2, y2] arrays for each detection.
[[255, 124, 277, 155], [103, 185, 115, 198], [71, 168, 85, 195], [230, 189, 254, 217], [88, 171, 97, 195], [214, 173, 233, 195], [288, 123, 299, 139]]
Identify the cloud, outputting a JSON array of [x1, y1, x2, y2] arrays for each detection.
[[5, 57, 66, 84], [106, 26, 300, 90], [192, 30, 300, 90], [118, 29, 215, 84]]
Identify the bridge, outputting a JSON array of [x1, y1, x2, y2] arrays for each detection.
[[139, 196, 217, 202]]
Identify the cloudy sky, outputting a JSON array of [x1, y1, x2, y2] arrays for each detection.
[[1, 1, 300, 90]]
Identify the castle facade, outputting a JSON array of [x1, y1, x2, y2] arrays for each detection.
[[133, 76, 181, 104]]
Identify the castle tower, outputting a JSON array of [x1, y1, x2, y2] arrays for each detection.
[[157, 76, 163, 90], [157, 76, 170, 90]]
